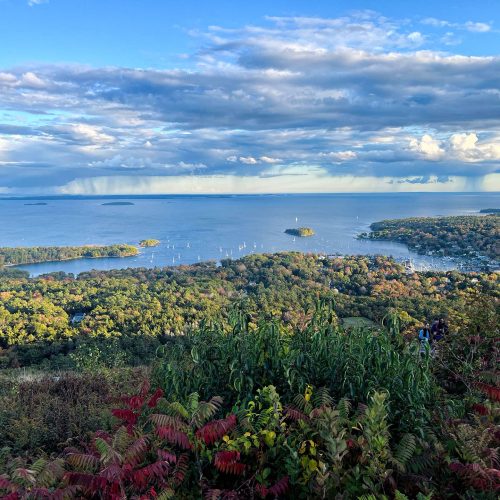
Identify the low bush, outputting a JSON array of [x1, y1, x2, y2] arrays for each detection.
[[0, 368, 148, 454]]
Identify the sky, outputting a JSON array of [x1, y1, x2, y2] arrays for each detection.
[[0, 0, 499, 195]]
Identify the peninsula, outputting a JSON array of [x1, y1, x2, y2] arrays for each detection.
[[0, 244, 139, 267], [359, 215, 499, 264]]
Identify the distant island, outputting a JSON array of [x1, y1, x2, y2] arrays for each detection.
[[139, 239, 160, 247], [359, 215, 499, 264], [24, 202, 47, 206], [480, 208, 500, 214], [101, 202, 135, 206], [0, 244, 139, 267], [285, 227, 315, 237]]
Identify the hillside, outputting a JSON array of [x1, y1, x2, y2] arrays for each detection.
[[0, 253, 498, 498]]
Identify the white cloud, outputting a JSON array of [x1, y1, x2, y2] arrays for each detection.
[[178, 161, 207, 170], [449, 132, 478, 153], [28, 0, 48, 6], [88, 155, 155, 169], [421, 18, 451, 28], [259, 156, 282, 164], [0, 72, 17, 85], [20, 72, 46, 88], [226, 155, 282, 165], [421, 17, 492, 33], [465, 21, 491, 33], [68, 124, 115, 145], [409, 132, 500, 163], [449, 132, 500, 162], [407, 32, 425, 45], [409, 134, 444, 160], [320, 151, 358, 162], [239, 156, 258, 165]]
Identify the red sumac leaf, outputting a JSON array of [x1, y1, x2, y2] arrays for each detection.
[[156, 427, 192, 450], [196, 414, 237, 445], [112, 408, 138, 425], [148, 388, 164, 408], [214, 451, 245, 475], [268, 476, 289, 496]]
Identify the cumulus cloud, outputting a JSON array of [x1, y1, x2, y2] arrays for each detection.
[[239, 156, 259, 165], [409, 134, 444, 160], [449, 132, 500, 162], [0, 12, 499, 193], [409, 132, 500, 163]]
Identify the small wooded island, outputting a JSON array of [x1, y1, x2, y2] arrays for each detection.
[[480, 208, 500, 214], [139, 239, 160, 247], [285, 227, 315, 237], [0, 244, 139, 267], [101, 202, 135, 206]]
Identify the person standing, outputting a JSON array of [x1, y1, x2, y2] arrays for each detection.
[[431, 319, 439, 341], [419, 323, 432, 354], [434, 318, 448, 341]]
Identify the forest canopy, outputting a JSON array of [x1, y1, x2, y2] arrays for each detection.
[[0, 252, 497, 369]]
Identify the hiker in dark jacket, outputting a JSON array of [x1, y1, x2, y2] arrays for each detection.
[[431, 319, 439, 339], [434, 318, 448, 341]]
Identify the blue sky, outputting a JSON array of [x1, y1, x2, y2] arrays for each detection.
[[0, 0, 499, 194]]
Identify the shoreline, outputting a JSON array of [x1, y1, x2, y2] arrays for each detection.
[[2, 251, 139, 269], [8, 251, 498, 279], [358, 236, 498, 273]]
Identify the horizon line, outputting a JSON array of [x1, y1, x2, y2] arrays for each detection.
[[1, 191, 499, 200]]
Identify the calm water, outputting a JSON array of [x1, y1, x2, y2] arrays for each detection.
[[0, 193, 498, 277]]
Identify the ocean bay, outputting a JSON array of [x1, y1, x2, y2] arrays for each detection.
[[1, 192, 497, 276]]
